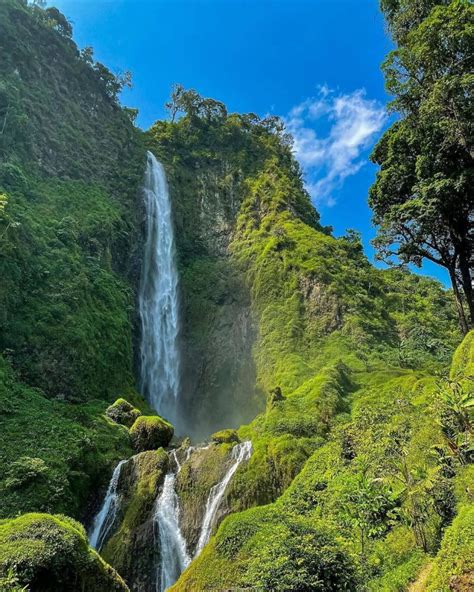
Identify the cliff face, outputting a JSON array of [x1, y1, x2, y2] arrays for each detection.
[[147, 112, 323, 439], [0, 0, 146, 402]]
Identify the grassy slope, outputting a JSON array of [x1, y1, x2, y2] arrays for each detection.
[[174, 333, 473, 592]]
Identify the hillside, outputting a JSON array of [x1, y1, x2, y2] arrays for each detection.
[[0, 0, 146, 521]]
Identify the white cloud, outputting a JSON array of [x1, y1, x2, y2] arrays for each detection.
[[285, 87, 386, 206]]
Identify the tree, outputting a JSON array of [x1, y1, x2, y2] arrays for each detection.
[[380, 0, 450, 42], [342, 467, 397, 561], [44, 7, 73, 38], [165, 83, 227, 123], [370, 0, 473, 333], [93, 63, 132, 102]]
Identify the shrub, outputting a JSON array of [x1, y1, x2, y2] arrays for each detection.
[[427, 506, 474, 592]]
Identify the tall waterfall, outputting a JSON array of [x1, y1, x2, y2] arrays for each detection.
[[154, 450, 191, 591], [89, 459, 126, 551], [139, 152, 180, 426], [195, 441, 253, 555]]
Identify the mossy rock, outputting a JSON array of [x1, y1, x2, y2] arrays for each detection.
[[106, 398, 141, 428], [0, 513, 128, 591], [129, 415, 174, 452], [211, 429, 240, 444], [101, 449, 168, 591]]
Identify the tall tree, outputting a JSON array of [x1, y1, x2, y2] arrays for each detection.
[[370, 0, 473, 333]]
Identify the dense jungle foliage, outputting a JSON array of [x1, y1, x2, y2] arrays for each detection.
[[0, 0, 146, 524], [0, 1, 472, 591]]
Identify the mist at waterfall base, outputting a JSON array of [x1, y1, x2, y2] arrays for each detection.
[[139, 151, 181, 430]]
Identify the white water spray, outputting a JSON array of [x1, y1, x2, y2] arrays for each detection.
[[89, 460, 126, 551], [139, 151, 180, 426], [195, 441, 252, 555], [154, 450, 191, 591]]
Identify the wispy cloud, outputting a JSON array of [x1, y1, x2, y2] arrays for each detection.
[[285, 86, 386, 206]]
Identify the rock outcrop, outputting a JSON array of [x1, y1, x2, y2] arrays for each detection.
[[101, 449, 169, 592]]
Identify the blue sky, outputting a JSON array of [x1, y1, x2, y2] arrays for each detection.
[[50, 0, 448, 284]]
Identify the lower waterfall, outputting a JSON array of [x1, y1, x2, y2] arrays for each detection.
[[89, 459, 126, 551], [154, 450, 190, 592], [195, 441, 253, 555]]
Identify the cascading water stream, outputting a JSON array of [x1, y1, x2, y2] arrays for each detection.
[[154, 450, 191, 592], [89, 459, 126, 551], [139, 151, 180, 427], [195, 441, 253, 555]]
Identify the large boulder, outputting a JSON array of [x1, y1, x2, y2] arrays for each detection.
[[105, 398, 141, 428], [0, 513, 128, 591], [129, 416, 174, 452]]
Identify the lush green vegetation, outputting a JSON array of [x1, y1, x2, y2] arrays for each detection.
[[0, 513, 128, 591], [0, 1, 472, 591], [0, 0, 146, 523], [173, 332, 473, 591], [0, 357, 132, 519]]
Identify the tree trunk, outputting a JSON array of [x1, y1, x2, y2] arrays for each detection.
[[458, 250, 473, 328], [448, 268, 469, 335]]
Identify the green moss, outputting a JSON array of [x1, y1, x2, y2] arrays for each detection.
[[0, 513, 128, 591], [129, 415, 174, 452], [172, 506, 358, 592], [106, 398, 142, 428], [211, 429, 239, 444], [0, 176, 138, 401]]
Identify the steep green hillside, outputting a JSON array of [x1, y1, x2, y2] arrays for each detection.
[[173, 332, 473, 592], [0, 0, 146, 521], [148, 92, 458, 439]]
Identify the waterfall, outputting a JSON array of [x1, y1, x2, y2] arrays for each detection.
[[195, 441, 252, 555], [89, 459, 126, 551], [154, 450, 191, 591], [139, 151, 180, 427]]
